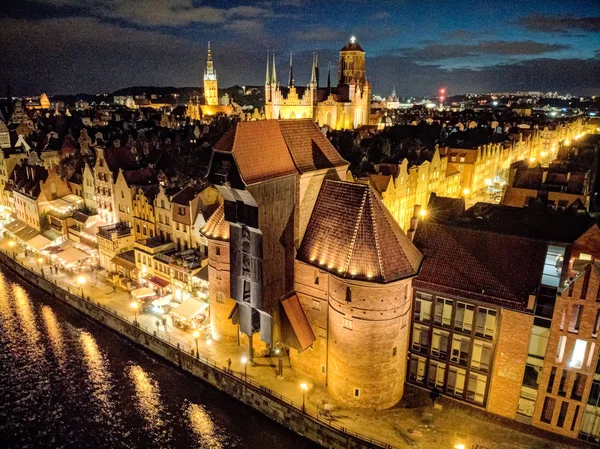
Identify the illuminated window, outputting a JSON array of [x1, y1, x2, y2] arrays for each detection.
[[475, 307, 496, 339], [571, 339, 587, 369], [451, 334, 470, 366], [427, 360, 446, 388], [454, 302, 474, 333], [412, 323, 429, 354], [569, 304, 583, 333], [556, 335, 567, 363], [431, 328, 449, 360], [414, 292, 432, 322], [434, 297, 453, 327], [343, 317, 353, 330]]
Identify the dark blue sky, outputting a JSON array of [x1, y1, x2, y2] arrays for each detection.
[[1, 0, 599, 96]]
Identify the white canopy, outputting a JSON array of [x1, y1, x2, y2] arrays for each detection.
[[28, 234, 52, 251], [131, 287, 155, 299], [152, 297, 171, 306], [56, 247, 89, 265], [171, 298, 208, 321]]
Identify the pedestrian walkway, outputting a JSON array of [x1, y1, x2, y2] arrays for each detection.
[[0, 237, 587, 449]]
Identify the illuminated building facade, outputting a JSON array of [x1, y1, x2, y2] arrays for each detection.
[[264, 37, 371, 130]]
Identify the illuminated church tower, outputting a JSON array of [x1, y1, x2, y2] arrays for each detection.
[[264, 36, 370, 130], [203, 42, 219, 106]]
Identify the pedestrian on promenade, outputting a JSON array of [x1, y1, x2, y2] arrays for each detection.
[[112, 284, 117, 294], [41, 267, 44, 278], [227, 358, 232, 373], [430, 387, 441, 405]]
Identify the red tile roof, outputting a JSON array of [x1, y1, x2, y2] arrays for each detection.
[[278, 119, 348, 174], [213, 119, 348, 185], [201, 203, 229, 241], [412, 222, 547, 311], [297, 180, 422, 283], [281, 293, 316, 351], [214, 120, 297, 185]]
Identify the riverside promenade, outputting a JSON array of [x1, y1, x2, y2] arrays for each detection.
[[0, 237, 589, 449]]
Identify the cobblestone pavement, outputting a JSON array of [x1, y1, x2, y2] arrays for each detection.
[[1, 237, 590, 449]]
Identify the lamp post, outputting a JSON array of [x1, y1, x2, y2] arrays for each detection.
[[193, 330, 200, 359], [37, 257, 43, 268], [130, 301, 139, 325], [77, 275, 86, 298], [241, 356, 248, 380], [300, 383, 309, 413]]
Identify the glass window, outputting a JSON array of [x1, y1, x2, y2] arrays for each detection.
[[412, 324, 429, 354], [467, 372, 487, 404], [569, 304, 583, 333], [431, 328, 449, 360], [471, 340, 492, 372], [528, 325, 550, 358], [414, 292, 432, 322], [434, 297, 453, 327], [427, 361, 446, 389], [523, 357, 543, 389], [547, 366, 557, 393], [556, 335, 567, 363], [475, 307, 496, 339], [572, 373, 587, 401], [408, 355, 426, 384], [454, 302, 474, 333], [559, 370, 569, 396], [540, 397, 556, 423], [450, 334, 470, 366], [447, 366, 466, 396], [557, 401, 569, 428], [571, 339, 588, 369]]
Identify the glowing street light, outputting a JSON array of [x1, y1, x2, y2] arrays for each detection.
[[300, 382, 309, 412], [419, 209, 427, 218], [77, 275, 86, 298], [241, 356, 248, 380], [193, 330, 200, 359], [130, 300, 139, 325], [8, 241, 15, 247], [529, 157, 536, 163], [462, 188, 470, 196]]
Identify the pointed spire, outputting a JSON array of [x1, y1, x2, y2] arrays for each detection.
[[265, 49, 270, 85], [204, 41, 216, 80], [315, 52, 319, 89], [310, 52, 317, 85], [288, 52, 294, 87], [272, 52, 277, 86], [327, 61, 331, 93]]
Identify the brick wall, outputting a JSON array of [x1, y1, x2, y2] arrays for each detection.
[[487, 309, 534, 418]]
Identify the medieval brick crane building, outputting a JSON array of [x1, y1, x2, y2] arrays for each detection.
[[203, 119, 423, 408]]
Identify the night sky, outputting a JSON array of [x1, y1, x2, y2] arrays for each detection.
[[1, 0, 599, 96]]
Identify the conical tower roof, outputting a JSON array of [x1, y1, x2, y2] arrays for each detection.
[[297, 179, 422, 283]]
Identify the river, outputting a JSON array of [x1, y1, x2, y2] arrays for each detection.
[[0, 267, 319, 449]]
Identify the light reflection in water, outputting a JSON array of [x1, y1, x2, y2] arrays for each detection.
[[187, 403, 224, 449], [128, 365, 163, 429], [13, 284, 40, 348], [42, 306, 65, 363], [80, 331, 113, 413]]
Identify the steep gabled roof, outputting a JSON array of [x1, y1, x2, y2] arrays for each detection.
[[278, 119, 348, 173], [297, 179, 422, 283], [214, 120, 296, 185], [211, 119, 347, 186], [413, 222, 547, 311], [426, 193, 466, 224]]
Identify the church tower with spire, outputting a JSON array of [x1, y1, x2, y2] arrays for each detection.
[[263, 36, 370, 130], [203, 42, 219, 106]]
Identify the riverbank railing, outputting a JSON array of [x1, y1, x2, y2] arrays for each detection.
[[0, 247, 397, 449]]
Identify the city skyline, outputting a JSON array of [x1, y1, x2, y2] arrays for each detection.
[[0, 0, 599, 96]]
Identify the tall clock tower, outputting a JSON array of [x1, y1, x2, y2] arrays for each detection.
[[203, 42, 219, 106]]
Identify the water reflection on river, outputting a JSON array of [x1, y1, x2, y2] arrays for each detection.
[[0, 268, 319, 449]]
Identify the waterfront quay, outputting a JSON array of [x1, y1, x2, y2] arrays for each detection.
[[0, 237, 588, 449]]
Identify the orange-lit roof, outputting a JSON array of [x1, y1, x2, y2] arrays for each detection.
[[297, 180, 422, 283]]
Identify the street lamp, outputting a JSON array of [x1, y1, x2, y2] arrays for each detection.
[[193, 330, 200, 359], [300, 383, 309, 412], [241, 356, 248, 380], [8, 240, 15, 258], [419, 209, 426, 218], [77, 275, 86, 298], [130, 301, 139, 325]]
